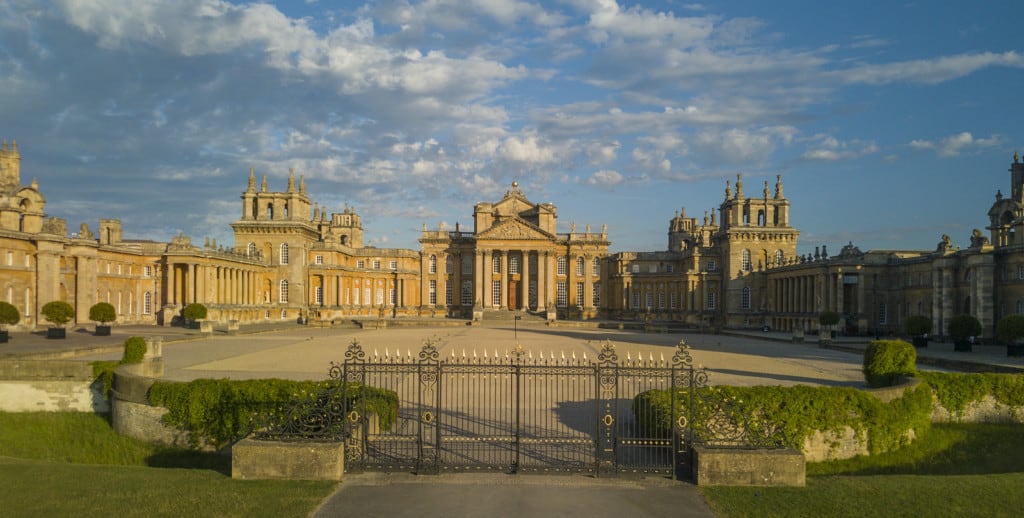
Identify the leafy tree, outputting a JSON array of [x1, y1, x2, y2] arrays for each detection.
[[41, 301, 75, 327], [88, 302, 116, 324], [904, 315, 932, 336], [0, 301, 20, 330]]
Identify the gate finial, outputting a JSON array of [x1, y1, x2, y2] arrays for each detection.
[[672, 339, 693, 367], [344, 339, 365, 361]]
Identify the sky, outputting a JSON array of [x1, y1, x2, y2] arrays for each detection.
[[1, 0, 1021, 256]]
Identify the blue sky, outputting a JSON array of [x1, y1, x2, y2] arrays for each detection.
[[1, 0, 1020, 255]]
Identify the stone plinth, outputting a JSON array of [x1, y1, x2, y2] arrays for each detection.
[[232, 438, 344, 480], [694, 446, 805, 487]]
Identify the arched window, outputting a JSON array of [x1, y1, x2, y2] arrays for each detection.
[[557, 256, 567, 276], [280, 243, 289, 265], [280, 280, 289, 303], [267, 203, 274, 219], [741, 249, 752, 272], [445, 256, 454, 274], [774, 250, 784, 266], [758, 210, 766, 226], [593, 257, 601, 276], [429, 255, 437, 274], [143, 292, 152, 315], [576, 257, 585, 276], [247, 242, 256, 256]]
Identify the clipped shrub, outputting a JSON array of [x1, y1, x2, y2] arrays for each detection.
[[183, 303, 207, 323], [904, 315, 932, 336], [996, 315, 1024, 344], [41, 300, 75, 326], [863, 339, 917, 388], [88, 302, 116, 324], [0, 301, 20, 329], [948, 314, 982, 341], [122, 336, 147, 363]]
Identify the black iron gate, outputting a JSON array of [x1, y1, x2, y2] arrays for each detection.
[[339, 339, 706, 479]]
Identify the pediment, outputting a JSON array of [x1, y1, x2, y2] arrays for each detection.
[[476, 218, 553, 241]]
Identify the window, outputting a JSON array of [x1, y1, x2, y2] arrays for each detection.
[[645, 291, 653, 310], [429, 255, 437, 274], [966, 269, 972, 281], [592, 283, 601, 307], [879, 303, 888, 325], [493, 255, 501, 273], [576, 282, 584, 307], [144, 266, 152, 278], [1018, 265, 1024, 280], [706, 291, 716, 310], [461, 280, 473, 306], [510, 255, 520, 274], [1018, 300, 1024, 315], [376, 288, 383, 305], [280, 244, 289, 265], [556, 281, 567, 307], [143, 292, 152, 315], [492, 280, 501, 306], [373, 259, 381, 270], [593, 257, 601, 276], [741, 286, 751, 310], [774, 250, 783, 266], [364, 287, 370, 306], [390, 260, 398, 270], [353, 287, 359, 305], [557, 256, 567, 276], [445, 256, 453, 274], [247, 242, 256, 256], [462, 255, 473, 274], [741, 249, 751, 272], [429, 280, 437, 305], [631, 291, 639, 309], [445, 280, 453, 305], [658, 291, 665, 309], [576, 257, 584, 276], [315, 255, 323, 265], [649, 265, 657, 273], [705, 260, 717, 272], [665, 264, 674, 273], [314, 286, 323, 305], [357, 260, 365, 268], [390, 287, 397, 305], [279, 280, 289, 302], [631, 264, 640, 274], [670, 292, 677, 310]]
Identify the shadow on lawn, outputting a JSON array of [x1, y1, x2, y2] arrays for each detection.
[[146, 449, 231, 475], [819, 423, 1024, 477]]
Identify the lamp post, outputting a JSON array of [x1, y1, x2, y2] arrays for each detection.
[[514, 314, 522, 342]]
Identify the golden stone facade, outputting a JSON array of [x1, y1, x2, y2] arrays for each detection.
[[1, 137, 1022, 339]]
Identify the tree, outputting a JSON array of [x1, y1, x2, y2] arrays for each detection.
[[996, 315, 1024, 357], [183, 303, 207, 325], [88, 302, 116, 324], [0, 301, 20, 330], [904, 315, 932, 348], [947, 314, 982, 352], [41, 301, 75, 326]]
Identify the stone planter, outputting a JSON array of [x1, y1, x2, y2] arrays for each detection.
[[95, 325, 111, 336], [0, 330, 8, 343], [912, 336, 928, 348], [46, 327, 66, 339], [953, 339, 972, 352], [199, 320, 213, 334], [1007, 341, 1024, 357]]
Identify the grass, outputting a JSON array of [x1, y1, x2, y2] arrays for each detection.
[[701, 423, 1024, 517], [0, 412, 336, 517]]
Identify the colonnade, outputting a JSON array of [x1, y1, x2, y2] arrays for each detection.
[[165, 261, 262, 306]]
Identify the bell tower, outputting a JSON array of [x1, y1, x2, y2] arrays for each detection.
[[0, 139, 21, 192]]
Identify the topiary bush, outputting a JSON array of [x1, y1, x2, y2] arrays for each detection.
[[0, 301, 20, 330], [41, 300, 75, 326], [905, 315, 932, 336], [88, 302, 116, 324], [863, 339, 918, 388], [948, 314, 982, 352], [997, 315, 1024, 356], [182, 303, 207, 325], [122, 336, 147, 363]]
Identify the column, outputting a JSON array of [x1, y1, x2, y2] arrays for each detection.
[[499, 251, 508, 309], [474, 251, 483, 308], [521, 251, 530, 310], [167, 262, 176, 305], [537, 252, 547, 311]]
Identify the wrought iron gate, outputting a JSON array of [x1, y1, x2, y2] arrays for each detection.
[[338, 338, 707, 479]]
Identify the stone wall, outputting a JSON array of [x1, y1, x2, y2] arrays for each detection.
[[0, 359, 109, 412], [931, 395, 1024, 424], [694, 446, 805, 486]]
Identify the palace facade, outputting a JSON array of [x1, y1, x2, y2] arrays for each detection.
[[2, 137, 1022, 339]]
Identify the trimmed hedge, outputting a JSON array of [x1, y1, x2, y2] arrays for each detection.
[[41, 301, 74, 326], [633, 383, 933, 455], [0, 301, 20, 328], [88, 302, 116, 324], [148, 378, 399, 449], [863, 339, 918, 388]]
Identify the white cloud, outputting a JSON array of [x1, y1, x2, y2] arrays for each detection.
[[909, 132, 1000, 157], [838, 51, 1024, 85], [800, 134, 878, 161], [586, 169, 624, 189]]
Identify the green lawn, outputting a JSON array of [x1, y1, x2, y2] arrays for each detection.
[[700, 423, 1024, 517], [0, 412, 336, 517]]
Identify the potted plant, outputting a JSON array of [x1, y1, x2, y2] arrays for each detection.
[[996, 315, 1024, 357], [182, 303, 207, 329], [818, 311, 839, 345], [0, 301, 20, 343], [904, 315, 932, 348], [88, 302, 116, 336], [947, 314, 982, 352], [41, 300, 75, 339]]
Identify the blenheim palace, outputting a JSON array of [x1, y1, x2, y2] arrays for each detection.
[[1, 138, 1022, 338]]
